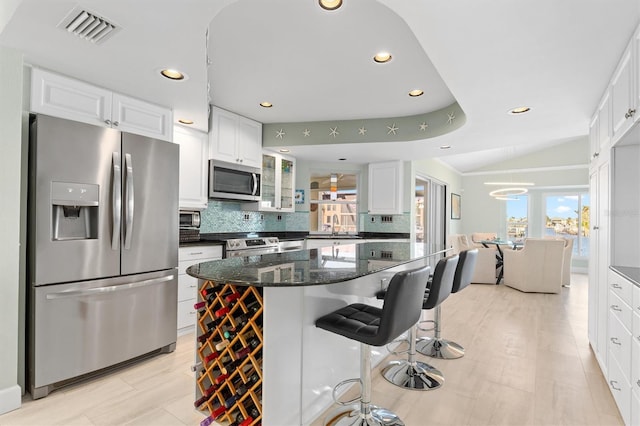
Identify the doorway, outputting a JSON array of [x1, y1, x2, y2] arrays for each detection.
[[415, 176, 446, 257]]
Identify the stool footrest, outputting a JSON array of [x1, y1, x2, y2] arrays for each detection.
[[332, 378, 362, 406], [323, 405, 406, 426]]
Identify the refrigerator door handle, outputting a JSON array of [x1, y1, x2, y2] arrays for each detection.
[[45, 274, 175, 300], [124, 153, 135, 250], [111, 152, 121, 250]]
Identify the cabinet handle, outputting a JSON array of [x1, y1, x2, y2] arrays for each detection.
[[113, 121, 119, 127], [610, 337, 621, 345], [189, 251, 203, 255], [610, 304, 622, 312], [637, 379, 640, 388], [189, 285, 196, 288], [105, 119, 112, 126], [611, 283, 622, 289], [593, 226, 599, 230], [593, 152, 599, 158], [189, 310, 196, 315], [625, 108, 636, 119], [610, 380, 621, 391]]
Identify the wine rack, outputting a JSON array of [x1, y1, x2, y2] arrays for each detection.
[[195, 280, 263, 426]]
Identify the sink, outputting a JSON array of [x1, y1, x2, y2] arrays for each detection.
[[307, 235, 362, 239]]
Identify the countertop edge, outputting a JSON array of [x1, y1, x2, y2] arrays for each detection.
[[609, 265, 640, 287]]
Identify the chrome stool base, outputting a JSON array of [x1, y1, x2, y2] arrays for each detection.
[[381, 360, 444, 390], [325, 405, 405, 426], [416, 337, 465, 359]]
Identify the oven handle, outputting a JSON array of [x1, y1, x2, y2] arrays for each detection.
[[45, 275, 175, 299]]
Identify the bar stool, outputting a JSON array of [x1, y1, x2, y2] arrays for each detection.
[[416, 249, 478, 359], [315, 264, 431, 426], [379, 254, 459, 391]]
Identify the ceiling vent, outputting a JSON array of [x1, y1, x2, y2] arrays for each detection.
[[58, 7, 119, 44]]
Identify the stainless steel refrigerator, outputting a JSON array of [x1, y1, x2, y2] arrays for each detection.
[[27, 114, 179, 399]]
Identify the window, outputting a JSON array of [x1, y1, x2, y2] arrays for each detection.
[[506, 195, 528, 240], [309, 172, 358, 234], [544, 193, 590, 257]]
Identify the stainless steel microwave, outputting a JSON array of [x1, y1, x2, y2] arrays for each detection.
[[208, 160, 261, 201]]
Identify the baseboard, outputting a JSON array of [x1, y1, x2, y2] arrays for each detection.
[[0, 384, 21, 415]]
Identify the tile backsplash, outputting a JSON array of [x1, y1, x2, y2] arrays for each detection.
[[200, 201, 410, 234]]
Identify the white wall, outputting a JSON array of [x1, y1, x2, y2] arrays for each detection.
[[0, 46, 23, 414]]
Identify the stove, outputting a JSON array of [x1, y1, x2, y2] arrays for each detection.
[[225, 237, 280, 257]]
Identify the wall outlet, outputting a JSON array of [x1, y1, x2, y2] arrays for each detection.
[[260, 214, 264, 221], [244, 213, 250, 221], [277, 215, 282, 221], [370, 216, 376, 223], [381, 215, 393, 223]]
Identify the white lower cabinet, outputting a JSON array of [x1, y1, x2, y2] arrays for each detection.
[[177, 245, 223, 332], [609, 353, 632, 425], [633, 391, 640, 426]]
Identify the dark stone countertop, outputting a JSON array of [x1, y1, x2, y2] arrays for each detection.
[[179, 232, 410, 247], [610, 265, 640, 287], [186, 241, 442, 287]]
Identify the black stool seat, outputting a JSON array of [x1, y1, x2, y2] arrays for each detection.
[[315, 264, 431, 426], [417, 249, 478, 359]]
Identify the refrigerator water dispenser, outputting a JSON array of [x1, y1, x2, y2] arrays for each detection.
[[51, 181, 99, 240]]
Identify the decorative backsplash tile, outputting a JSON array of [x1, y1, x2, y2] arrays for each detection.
[[200, 201, 407, 234]]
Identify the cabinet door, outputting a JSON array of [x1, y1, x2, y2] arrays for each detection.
[[260, 153, 278, 210], [598, 91, 611, 154], [611, 41, 634, 143], [30, 67, 111, 127], [368, 161, 403, 214], [209, 106, 239, 163], [597, 161, 610, 365], [112, 94, 172, 141], [237, 116, 263, 168], [588, 169, 599, 349], [589, 114, 599, 166], [279, 156, 295, 212], [175, 126, 208, 210]]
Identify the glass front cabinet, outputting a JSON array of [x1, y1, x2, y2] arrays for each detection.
[[258, 152, 295, 212]]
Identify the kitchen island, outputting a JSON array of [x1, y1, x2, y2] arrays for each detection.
[[186, 241, 445, 426]]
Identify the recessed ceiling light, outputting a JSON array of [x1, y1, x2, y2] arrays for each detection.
[[373, 52, 392, 63], [408, 89, 424, 97], [319, 0, 342, 10], [260, 102, 273, 108], [178, 119, 193, 125], [160, 69, 185, 80], [508, 106, 531, 115], [439, 145, 451, 150], [279, 149, 290, 153]]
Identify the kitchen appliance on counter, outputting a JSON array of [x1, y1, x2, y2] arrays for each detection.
[[27, 114, 179, 399], [209, 159, 261, 201], [179, 210, 201, 243]]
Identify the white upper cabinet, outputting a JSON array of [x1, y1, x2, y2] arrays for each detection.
[[368, 160, 403, 215], [590, 90, 612, 167], [209, 106, 262, 169], [253, 152, 295, 212], [174, 126, 208, 210], [611, 40, 635, 143], [30, 67, 172, 141]]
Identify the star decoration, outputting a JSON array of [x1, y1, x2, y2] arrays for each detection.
[[276, 128, 285, 139], [329, 127, 339, 138], [303, 129, 311, 137], [387, 123, 399, 135], [419, 122, 428, 131], [358, 127, 367, 135], [447, 112, 456, 124]]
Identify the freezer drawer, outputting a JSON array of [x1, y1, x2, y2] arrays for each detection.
[[30, 270, 177, 398]]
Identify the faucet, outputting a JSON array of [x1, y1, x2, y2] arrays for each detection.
[[332, 214, 339, 236]]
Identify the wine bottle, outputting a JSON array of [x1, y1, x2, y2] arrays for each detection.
[[197, 330, 213, 344], [200, 285, 219, 298], [204, 317, 223, 331], [194, 301, 207, 310], [193, 384, 217, 408], [215, 338, 230, 352], [203, 350, 219, 363], [224, 291, 242, 304], [215, 306, 230, 318], [214, 372, 229, 385], [224, 394, 237, 409]]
